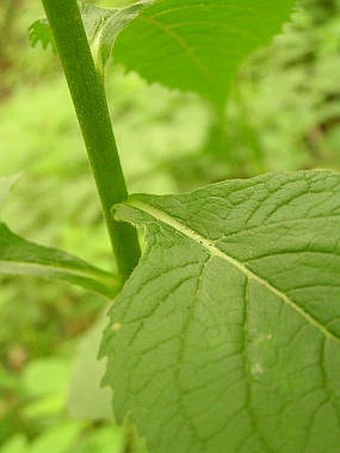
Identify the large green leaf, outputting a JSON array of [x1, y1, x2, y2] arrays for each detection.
[[101, 170, 340, 452], [0, 224, 119, 298], [114, 0, 296, 110]]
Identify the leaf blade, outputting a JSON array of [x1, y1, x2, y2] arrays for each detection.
[[102, 171, 340, 452]]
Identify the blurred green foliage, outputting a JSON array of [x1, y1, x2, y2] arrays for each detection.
[[0, 0, 339, 451], [225, 0, 340, 175]]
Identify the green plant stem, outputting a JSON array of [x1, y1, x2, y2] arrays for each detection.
[[41, 0, 140, 279]]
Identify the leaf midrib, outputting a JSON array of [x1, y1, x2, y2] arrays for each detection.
[[127, 199, 340, 343]]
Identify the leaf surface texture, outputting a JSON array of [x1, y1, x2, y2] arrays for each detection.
[[102, 171, 340, 452]]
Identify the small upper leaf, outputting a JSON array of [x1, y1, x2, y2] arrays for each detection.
[[81, 1, 151, 74], [0, 223, 119, 299], [114, 0, 296, 110], [28, 3, 150, 74], [101, 171, 340, 452]]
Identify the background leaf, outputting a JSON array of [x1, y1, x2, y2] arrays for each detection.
[[102, 170, 340, 452], [0, 223, 119, 298], [114, 0, 296, 111]]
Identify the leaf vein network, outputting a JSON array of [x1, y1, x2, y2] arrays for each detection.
[[128, 200, 340, 344]]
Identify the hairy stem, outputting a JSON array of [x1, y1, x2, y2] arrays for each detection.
[[41, 0, 140, 278]]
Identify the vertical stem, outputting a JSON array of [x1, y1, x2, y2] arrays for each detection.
[[41, 0, 140, 278]]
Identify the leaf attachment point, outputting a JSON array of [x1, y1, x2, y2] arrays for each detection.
[[81, 1, 152, 75]]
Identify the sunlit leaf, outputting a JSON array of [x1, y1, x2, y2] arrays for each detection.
[[30, 0, 295, 110], [114, 0, 296, 111]]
